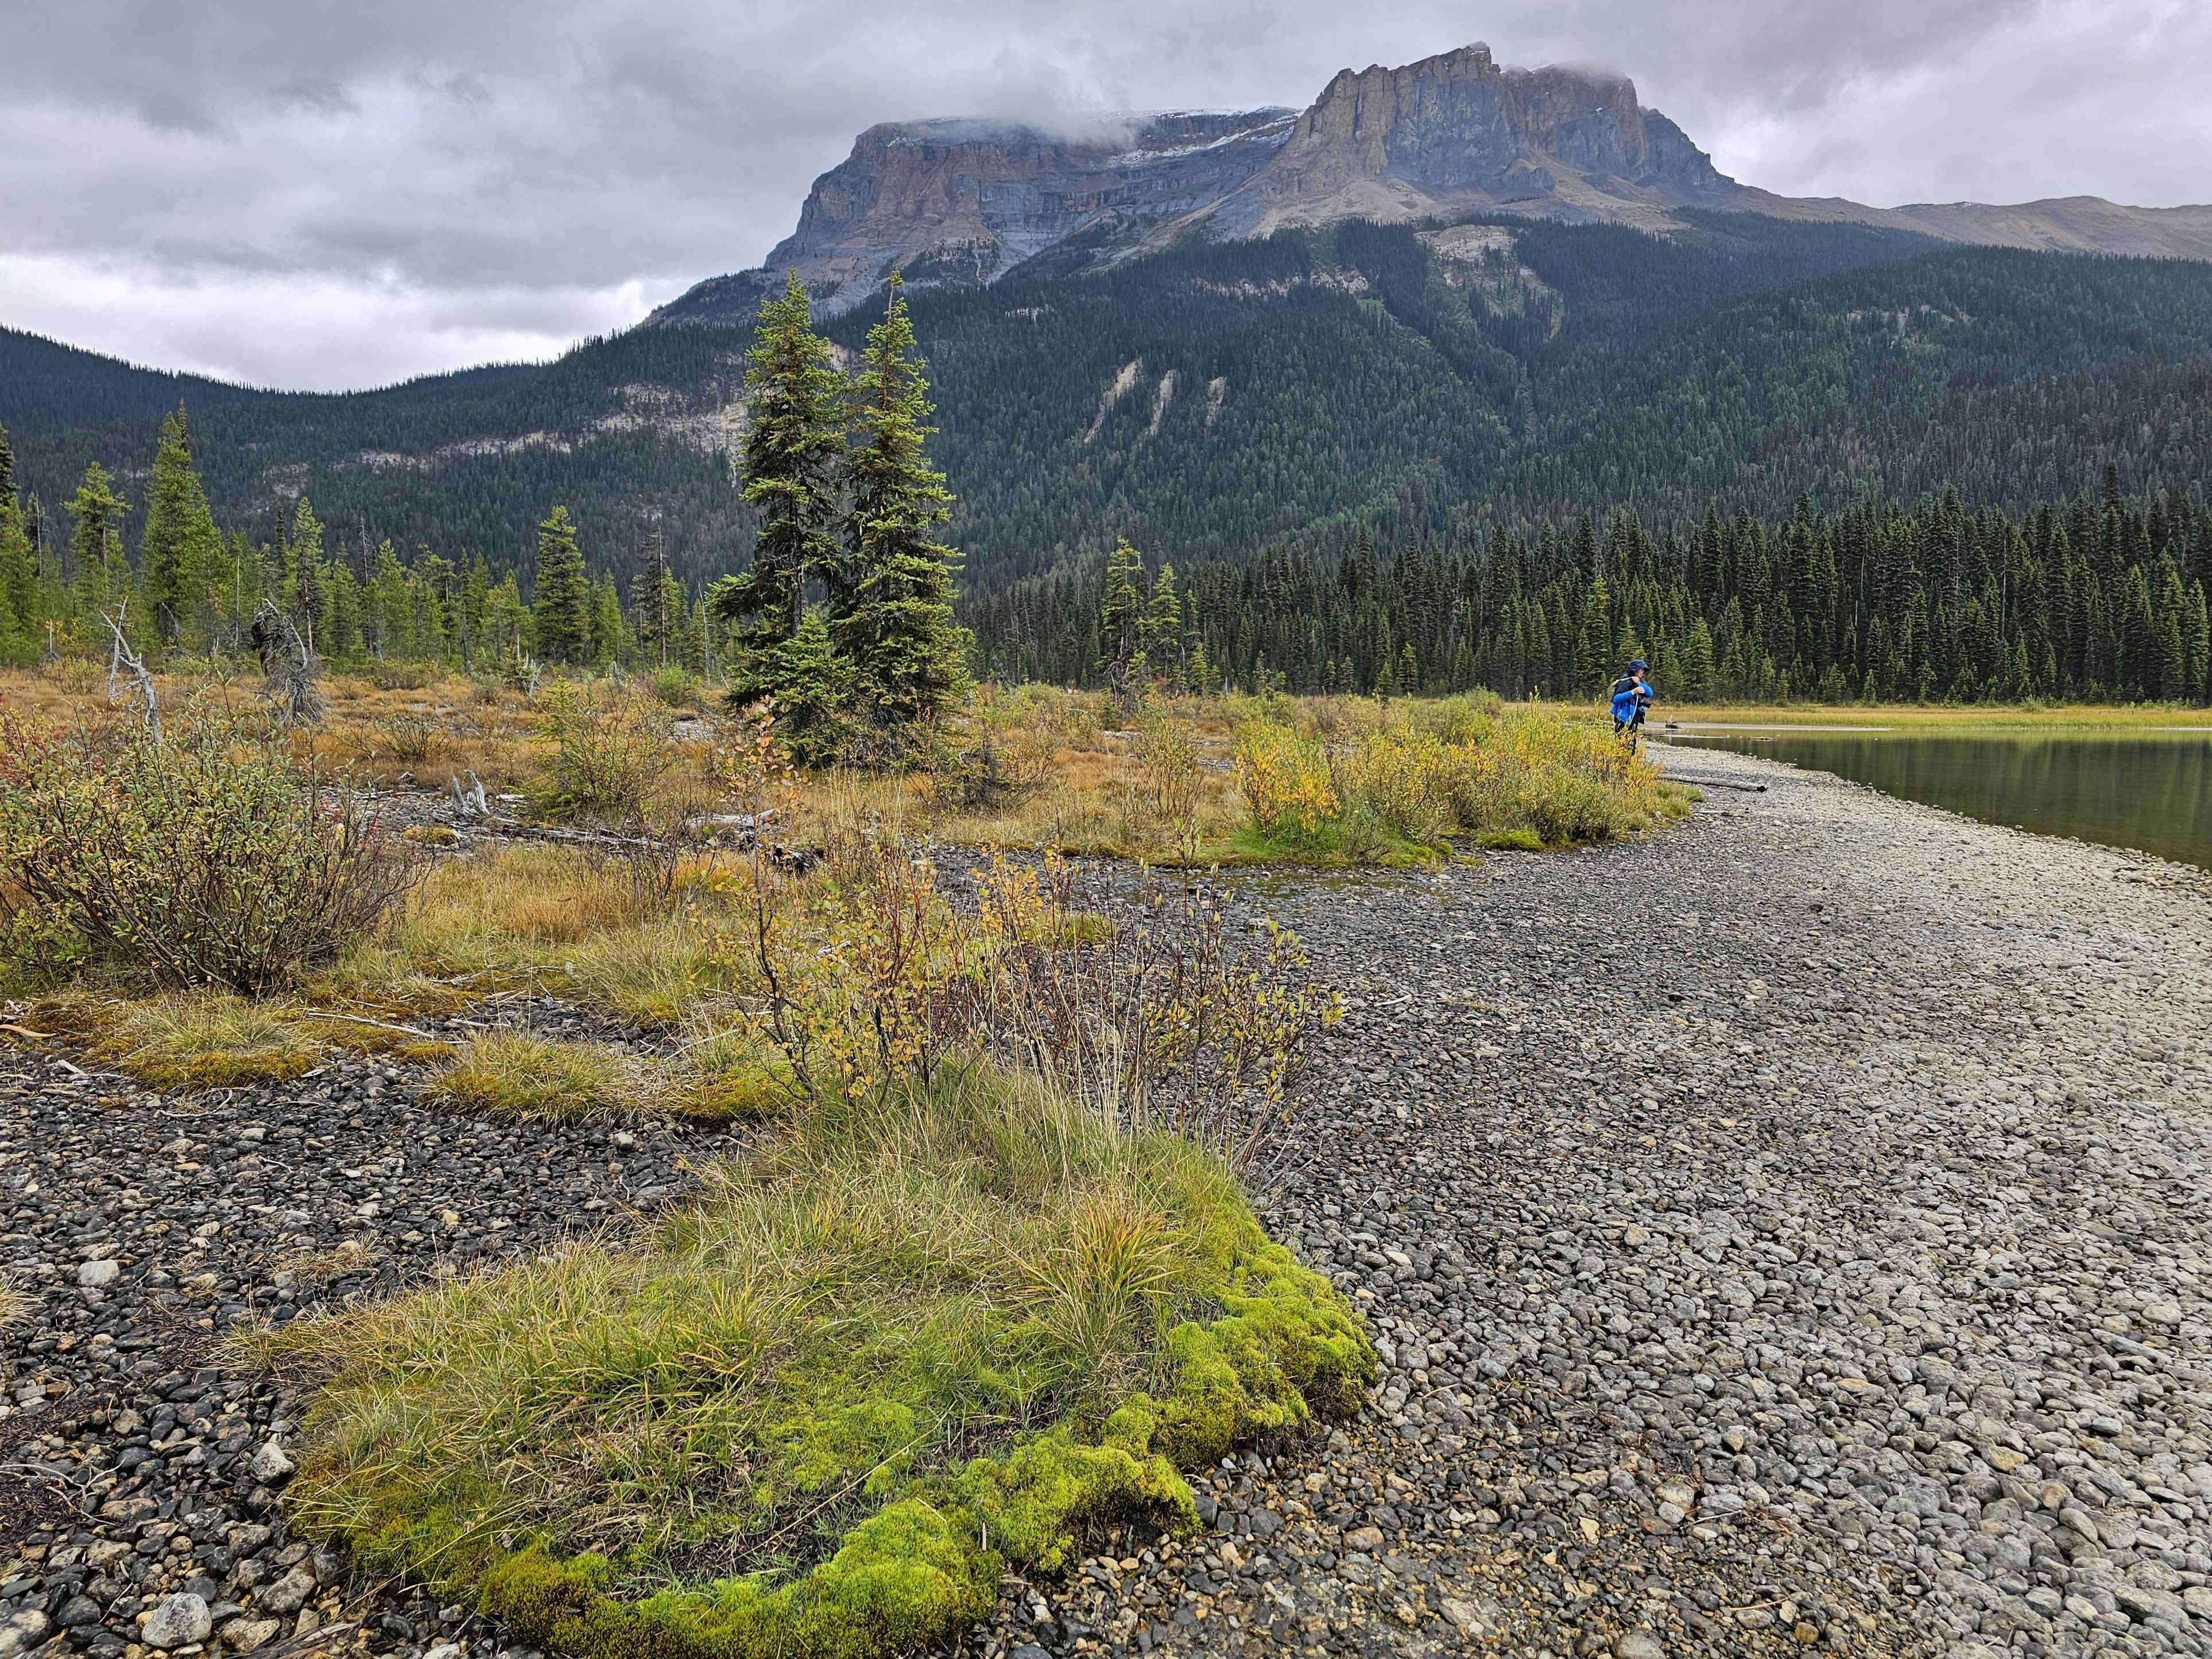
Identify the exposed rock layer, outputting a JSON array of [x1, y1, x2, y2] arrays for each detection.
[[649, 41, 2212, 325]]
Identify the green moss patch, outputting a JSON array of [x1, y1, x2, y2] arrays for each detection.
[[255, 1069, 1370, 1659]]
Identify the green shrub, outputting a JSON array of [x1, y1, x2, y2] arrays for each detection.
[[533, 680, 677, 822], [650, 666, 706, 709], [0, 711, 423, 994], [369, 662, 441, 692], [257, 1069, 1371, 1659]]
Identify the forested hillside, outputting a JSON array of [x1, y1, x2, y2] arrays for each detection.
[[0, 326, 751, 592], [969, 481, 2212, 706], [7, 213, 2212, 613]]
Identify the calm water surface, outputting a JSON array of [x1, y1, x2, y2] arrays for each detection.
[[1664, 730, 2212, 871]]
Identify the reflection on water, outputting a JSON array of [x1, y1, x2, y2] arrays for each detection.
[[1666, 731, 2212, 871]]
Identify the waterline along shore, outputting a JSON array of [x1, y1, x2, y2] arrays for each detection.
[[5, 750, 2210, 1659]]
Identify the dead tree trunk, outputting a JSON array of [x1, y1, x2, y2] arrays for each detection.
[[103, 604, 161, 742]]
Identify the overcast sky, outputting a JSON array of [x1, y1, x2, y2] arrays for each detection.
[[5, 0, 2207, 392]]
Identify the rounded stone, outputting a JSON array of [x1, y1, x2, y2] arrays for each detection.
[[0, 1609, 54, 1659], [142, 1593, 214, 1650]]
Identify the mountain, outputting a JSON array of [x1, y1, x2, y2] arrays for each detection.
[[5, 43, 2212, 600], [1188, 45, 1738, 239], [655, 109, 1299, 323], [652, 42, 2212, 324]]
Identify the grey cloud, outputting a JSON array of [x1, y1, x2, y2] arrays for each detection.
[[1, 0, 2205, 389]]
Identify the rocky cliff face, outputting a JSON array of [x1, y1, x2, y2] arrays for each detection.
[[664, 108, 1295, 319], [647, 41, 2211, 326], [1198, 44, 1741, 237]]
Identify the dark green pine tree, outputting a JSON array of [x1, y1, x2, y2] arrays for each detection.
[[458, 554, 493, 671], [2153, 563, 2188, 701], [67, 462, 130, 622], [0, 421, 38, 659], [587, 575, 626, 668], [836, 274, 969, 731], [1142, 563, 1182, 684], [714, 270, 848, 732], [1680, 616, 1717, 702], [286, 497, 328, 648], [629, 532, 687, 668], [531, 505, 591, 665], [138, 405, 223, 650], [1098, 537, 1147, 697], [1574, 575, 1614, 693]]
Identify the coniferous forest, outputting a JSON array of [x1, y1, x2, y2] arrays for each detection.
[[4, 211, 2212, 702], [966, 479, 2212, 703]]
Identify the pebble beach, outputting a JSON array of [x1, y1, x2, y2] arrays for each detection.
[[7, 748, 2211, 1659]]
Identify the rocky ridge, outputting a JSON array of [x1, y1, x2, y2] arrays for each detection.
[[650, 42, 2212, 324]]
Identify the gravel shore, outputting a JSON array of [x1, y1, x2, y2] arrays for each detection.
[[988, 748, 2211, 1659], [7, 749, 2210, 1659]]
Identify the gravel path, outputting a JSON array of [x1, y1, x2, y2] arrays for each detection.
[[7, 750, 2211, 1659], [989, 748, 2212, 1659]]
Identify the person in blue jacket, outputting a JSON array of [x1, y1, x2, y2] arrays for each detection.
[[1610, 660, 1654, 742]]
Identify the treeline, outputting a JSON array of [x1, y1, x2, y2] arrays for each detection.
[[0, 273, 968, 763], [11, 219, 2212, 603], [0, 410, 720, 677], [968, 478, 2212, 704]]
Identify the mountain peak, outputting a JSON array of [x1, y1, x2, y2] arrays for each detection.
[[1198, 42, 1737, 239], [645, 41, 2212, 328], [720, 106, 1298, 317]]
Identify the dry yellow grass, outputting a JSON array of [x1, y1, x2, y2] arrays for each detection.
[[315, 841, 735, 1028]]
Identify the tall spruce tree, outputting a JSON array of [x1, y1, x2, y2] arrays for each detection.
[[1098, 537, 1147, 697], [629, 532, 685, 667], [587, 575, 626, 668], [139, 405, 222, 650], [531, 505, 590, 665], [714, 270, 847, 732], [286, 498, 328, 646], [836, 274, 967, 731], [1142, 563, 1182, 683], [0, 422, 37, 658], [66, 463, 129, 623]]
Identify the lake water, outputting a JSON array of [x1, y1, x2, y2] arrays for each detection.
[[1663, 729, 2212, 871]]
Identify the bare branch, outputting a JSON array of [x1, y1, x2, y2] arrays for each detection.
[[101, 603, 161, 742]]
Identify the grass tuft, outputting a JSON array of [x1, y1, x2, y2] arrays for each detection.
[[431, 1032, 639, 1119], [320, 844, 733, 1030], [253, 1068, 1370, 1659], [429, 1029, 790, 1123], [71, 993, 324, 1090]]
